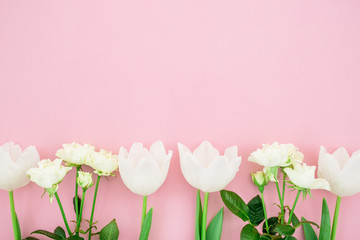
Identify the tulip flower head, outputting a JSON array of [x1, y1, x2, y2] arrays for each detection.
[[318, 146, 360, 197], [178, 141, 241, 193], [0, 142, 40, 191], [118, 141, 172, 196]]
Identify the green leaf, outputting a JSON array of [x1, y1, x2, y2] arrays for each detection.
[[139, 208, 153, 240], [247, 195, 264, 226], [291, 213, 300, 227], [275, 224, 295, 236], [54, 227, 66, 239], [23, 237, 40, 240], [66, 236, 84, 240], [284, 236, 297, 240], [319, 198, 330, 240], [195, 190, 202, 240], [259, 236, 271, 240], [73, 196, 81, 214], [240, 224, 260, 240], [32, 230, 59, 239], [302, 217, 318, 240], [262, 217, 278, 235], [220, 190, 249, 221], [99, 219, 119, 240], [206, 208, 223, 240], [16, 212, 22, 240]]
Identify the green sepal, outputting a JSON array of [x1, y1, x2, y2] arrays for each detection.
[[220, 190, 249, 221], [99, 219, 119, 240], [240, 224, 260, 240], [302, 217, 318, 240], [139, 208, 153, 240], [206, 208, 224, 240], [274, 224, 295, 236], [319, 198, 330, 240], [195, 190, 202, 240], [247, 195, 264, 226]]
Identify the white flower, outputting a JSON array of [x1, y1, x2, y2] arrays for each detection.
[[248, 142, 303, 168], [178, 141, 241, 193], [318, 146, 360, 197], [77, 171, 93, 190], [27, 159, 72, 189], [118, 141, 172, 196], [56, 142, 95, 166], [86, 149, 118, 176], [0, 142, 40, 191], [284, 163, 330, 190]]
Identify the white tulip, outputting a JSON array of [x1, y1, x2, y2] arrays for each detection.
[[318, 146, 360, 197], [56, 142, 95, 166], [86, 149, 118, 176], [178, 141, 241, 193], [77, 171, 93, 190], [284, 163, 330, 190], [118, 141, 172, 196], [248, 142, 303, 168], [27, 159, 72, 189], [0, 142, 40, 191]]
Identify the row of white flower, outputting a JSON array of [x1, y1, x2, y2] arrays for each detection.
[[1, 141, 359, 198]]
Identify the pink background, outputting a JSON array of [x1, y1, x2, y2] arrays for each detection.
[[1, 0, 360, 239]]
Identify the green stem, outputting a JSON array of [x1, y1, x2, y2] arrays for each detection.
[[331, 196, 342, 240], [281, 172, 286, 218], [75, 166, 80, 236], [287, 190, 301, 225], [55, 192, 72, 236], [76, 189, 86, 233], [141, 196, 147, 226], [9, 191, 21, 240], [275, 180, 284, 224], [88, 175, 101, 240], [201, 192, 209, 240], [260, 190, 269, 234]]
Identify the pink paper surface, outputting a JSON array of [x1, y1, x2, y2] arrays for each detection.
[[1, 0, 360, 239]]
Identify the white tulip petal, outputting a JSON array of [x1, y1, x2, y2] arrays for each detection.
[[318, 146, 341, 182], [180, 152, 205, 190], [194, 141, 220, 167], [332, 147, 350, 169], [336, 154, 360, 196], [224, 146, 238, 161], [2, 142, 22, 162], [160, 152, 172, 183], [132, 157, 162, 196], [118, 157, 135, 192], [118, 147, 128, 158]]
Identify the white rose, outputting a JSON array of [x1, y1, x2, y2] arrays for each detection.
[[86, 149, 118, 176], [178, 141, 241, 193], [118, 141, 172, 196], [284, 163, 330, 190], [0, 142, 40, 191], [77, 171, 93, 190], [56, 142, 95, 166], [318, 146, 360, 197], [27, 159, 72, 189]]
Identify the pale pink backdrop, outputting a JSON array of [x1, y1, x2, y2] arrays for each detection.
[[1, 0, 360, 239]]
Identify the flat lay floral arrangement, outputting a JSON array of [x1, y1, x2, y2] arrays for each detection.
[[1, 141, 359, 240]]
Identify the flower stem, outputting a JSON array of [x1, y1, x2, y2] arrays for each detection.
[[287, 190, 301, 225], [281, 172, 286, 223], [75, 166, 80, 236], [88, 175, 101, 240], [275, 180, 284, 224], [331, 196, 342, 240], [142, 196, 147, 226], [201, 192, 209, 240], [9, 191, 21, 240], [54, 192, 72, 236], [260, 190, 269, 234], [76, 189, 86, 233]]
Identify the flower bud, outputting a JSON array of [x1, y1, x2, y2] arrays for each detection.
[[251, 171, 269, 191], [77, 171, 93, 190]]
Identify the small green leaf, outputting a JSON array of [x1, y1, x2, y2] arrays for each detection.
[[240, 224, 260, 240], [319, 198, 330, 240], [32, 230, 59, 239], [284, 236, 297, 240], [262, 217, 278, 235], [139, 208, 153, 240], [220, 190, 249, 221], [195, 190, 202, 240], [206, 208, 223, 240], [291, 213, 300, 227], [302, 217, 318, 240], [73, 196, 81, 214], [259, 236, 271, 240], [100, 219, 119, 240], [23, 237, 40, 240], [275, 224, 295, 236], [16, 212, 22, 240], [54, 226, 66, 239], [247, 195, 264, 226], [66, 236, 84, 240]]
